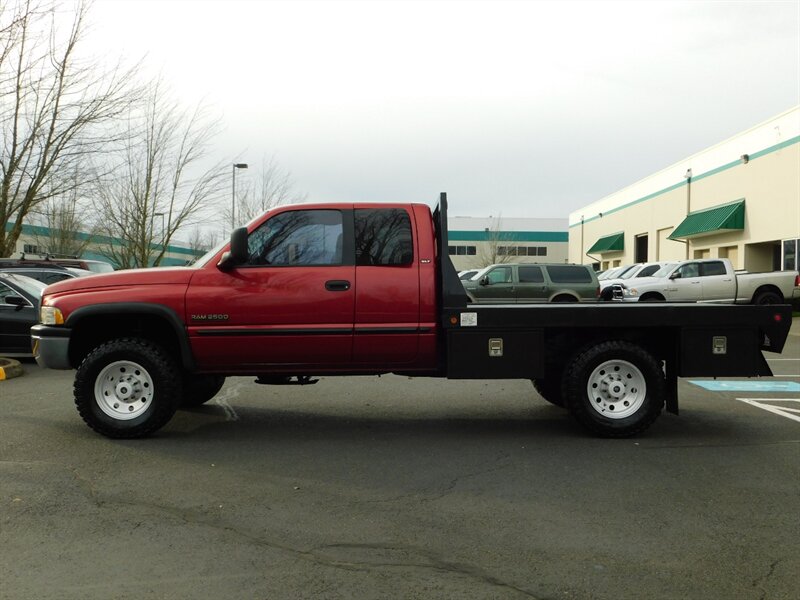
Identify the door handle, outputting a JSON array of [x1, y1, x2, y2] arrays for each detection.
[[325, 280, 351, 291]]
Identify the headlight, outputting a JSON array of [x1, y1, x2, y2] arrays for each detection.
[[625, 288, 639, 297], [40, 306, 64, 325]]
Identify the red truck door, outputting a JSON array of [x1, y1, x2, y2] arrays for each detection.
[[352, 207, 420, 365], [185, 207, 355, 371]]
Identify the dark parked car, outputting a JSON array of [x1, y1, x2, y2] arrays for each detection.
[[463, 263, 600, 303], [0, 256, 113, 274], [0, 263, 93, 285], [0, 272, 45, 356]]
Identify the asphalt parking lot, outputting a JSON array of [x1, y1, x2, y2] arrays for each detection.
[[1, 325, 798, 600]]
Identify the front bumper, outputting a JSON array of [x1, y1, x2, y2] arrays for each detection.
[[31, 324, 72, 369]]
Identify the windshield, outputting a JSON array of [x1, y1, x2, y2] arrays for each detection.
[[620, 265, 645, 279], [86, 262, 114, 273], [6, 274, 46, 297], [191, 238, 229, 267], [651, 263, 677, 277], [467, 265, 493, 281], [598, 267, 621, 280]]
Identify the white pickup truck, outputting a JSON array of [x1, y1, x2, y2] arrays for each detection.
[[613, 258, 800, 304]]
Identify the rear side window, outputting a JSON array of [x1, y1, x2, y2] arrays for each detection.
[[355, 209, 413, 266], [547, 265, 594, 283], [518, 266, 544, 283], [701, 261, 727, 276]]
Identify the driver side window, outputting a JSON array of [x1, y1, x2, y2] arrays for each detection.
[[676, 263, 700, 278], [487, 267, 512, 284], [246, 210, 343, 266]]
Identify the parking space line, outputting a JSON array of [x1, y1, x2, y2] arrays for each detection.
[[737, 398, 800, 424], [691, 380, 800, 392]]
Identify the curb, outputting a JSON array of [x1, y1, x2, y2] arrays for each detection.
[[0, 358, 24, 380]]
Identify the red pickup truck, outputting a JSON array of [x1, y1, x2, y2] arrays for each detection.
[[31, 194, 792, 439]]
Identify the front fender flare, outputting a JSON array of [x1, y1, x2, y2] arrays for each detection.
[[65, 303, 196, 371]]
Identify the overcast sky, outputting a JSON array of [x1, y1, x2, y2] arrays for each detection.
[[88, 0, 799, 220]]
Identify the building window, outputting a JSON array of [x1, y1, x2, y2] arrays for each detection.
[[497, 245, 546, 257], [784, 239, 798, 271], [448, 245, 476, 256], [23, 244, 42, 254]]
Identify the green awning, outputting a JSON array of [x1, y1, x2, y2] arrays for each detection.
[[588, 232, 624, 254], [669, 200, 745, 240]]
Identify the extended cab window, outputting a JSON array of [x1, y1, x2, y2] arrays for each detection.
[[547, 265, 593, 283], [355, 209, 413, 266], [246, 210, 343, 266], [518, 266, 544, 283]]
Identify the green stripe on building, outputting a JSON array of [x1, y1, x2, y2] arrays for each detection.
[[449, 230, 568, 242]]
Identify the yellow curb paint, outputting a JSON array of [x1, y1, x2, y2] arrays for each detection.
[[0, 358, 23, 380]]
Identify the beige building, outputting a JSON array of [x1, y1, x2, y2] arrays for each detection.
[[569, 107, 800, 273], [448, 216, 569, 271]]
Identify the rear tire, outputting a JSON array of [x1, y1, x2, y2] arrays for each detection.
[[74, 338, 182, 439], [551, 295, 578, 303], [532, 378, 565, 407], [753, 290, 782, 305], [563, 341, 665, 437]]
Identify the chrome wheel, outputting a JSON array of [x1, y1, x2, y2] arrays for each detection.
[[586, 359, 646, 420], [94, 360, 154, 421]]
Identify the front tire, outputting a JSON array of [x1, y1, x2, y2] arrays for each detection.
[[181, 374, 226, 407], [74, 338, 182, 439], [563, 341, 665, 437]]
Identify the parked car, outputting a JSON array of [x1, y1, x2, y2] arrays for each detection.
[[0, 263, 93, 285], [0, 256, 114, 274], [597, 265, 635, 281], [463, 263, 600, 303], [598, 261, 676, 300], [0, 272, 45, 356], [613, 258, 800, 304], [458, 269, 480, 280]]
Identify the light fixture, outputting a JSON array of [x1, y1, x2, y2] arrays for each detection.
[[231, 163, 249, 232]]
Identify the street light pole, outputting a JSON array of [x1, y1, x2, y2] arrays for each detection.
[[232, 163, 248, 233], [154, 212, 165, 247]]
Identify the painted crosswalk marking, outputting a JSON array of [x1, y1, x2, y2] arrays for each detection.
[[737, 398, 800, 424]]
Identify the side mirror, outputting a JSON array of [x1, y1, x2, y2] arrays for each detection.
[[669, 272, 680, 280], [217, 227, 249, 271], [480, 276, 489, 286], [4, 295, 28, 310]]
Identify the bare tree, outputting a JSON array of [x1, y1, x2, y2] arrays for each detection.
[[226, 155, 306, 227], [27, 178, 96, 257], [477, 215, 514, 267], [92, 79, 227, 268], [186, 225, 218, 255], [0, 0, 139, 256]]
